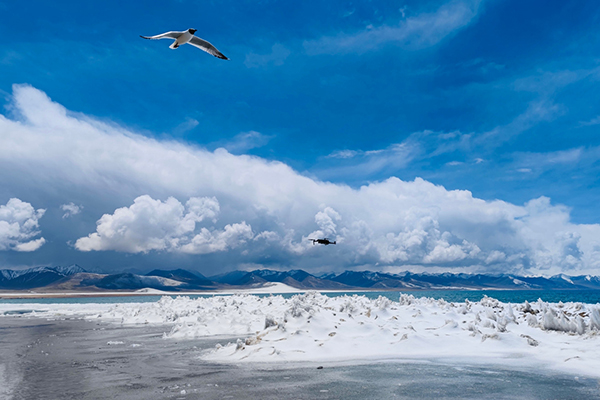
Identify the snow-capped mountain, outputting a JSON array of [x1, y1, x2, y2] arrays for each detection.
[[2, 266, 600, 291], [210, 269, 348, 289], [0, 265, 86, 290], [145, 269, 213, 287]]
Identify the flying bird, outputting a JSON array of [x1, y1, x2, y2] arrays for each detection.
[[140, 28, 228, 60]]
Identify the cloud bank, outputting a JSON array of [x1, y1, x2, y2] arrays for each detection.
[[1, 84, 600, 275]]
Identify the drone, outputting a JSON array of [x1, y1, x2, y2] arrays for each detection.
[[309, 238, 336, 245]]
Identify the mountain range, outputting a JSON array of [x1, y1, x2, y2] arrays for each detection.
[[2, 265, 600, 292], [0, 265, 87, 290]]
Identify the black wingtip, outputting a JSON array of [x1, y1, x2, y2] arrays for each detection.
[[140, 35, 150, 39]]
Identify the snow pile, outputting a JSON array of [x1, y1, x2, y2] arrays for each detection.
[[200, 293, 600, 374], [2, 292, 600, 376]]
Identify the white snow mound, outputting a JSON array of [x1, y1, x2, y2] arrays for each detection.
[[2, 292, 600, 376]]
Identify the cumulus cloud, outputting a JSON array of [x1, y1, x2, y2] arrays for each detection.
[[60, 202, 82, 218], [375, 214, 482, 265], [304, 0, 483, 55], [0, 198, 46, 252], [14, 237, 46, 252], [314, 207, 341, 237], [2, 85, 600, 274], [179, 222, 254, 254], [74, 195, 250, 254]]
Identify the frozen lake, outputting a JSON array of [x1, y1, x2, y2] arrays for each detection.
[[1, 317, 599, 400]]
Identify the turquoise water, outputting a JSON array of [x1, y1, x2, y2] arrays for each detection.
[[1, 289, 599, 304]]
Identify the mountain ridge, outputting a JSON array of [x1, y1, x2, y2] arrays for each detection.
[[0, 265, 86, 290], [2, 266, 600, 292]]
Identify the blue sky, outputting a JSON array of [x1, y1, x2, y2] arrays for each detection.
[[1, 0, 600, 276]]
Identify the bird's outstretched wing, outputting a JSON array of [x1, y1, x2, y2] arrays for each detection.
[[140, 31, 182, 40], [189, 36, 228, 59]]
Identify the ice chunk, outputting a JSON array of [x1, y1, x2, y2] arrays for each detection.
[[590, 307, 600, 331]]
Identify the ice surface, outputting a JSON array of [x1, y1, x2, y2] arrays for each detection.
[[4, 316, 599, 400], [0, 363, 21, 399], [2, 292, 600, 377]]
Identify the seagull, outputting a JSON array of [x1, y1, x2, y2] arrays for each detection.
[[140, 28, 228, 60]]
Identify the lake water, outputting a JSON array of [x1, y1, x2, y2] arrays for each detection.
[[1, 289, 599, 304]]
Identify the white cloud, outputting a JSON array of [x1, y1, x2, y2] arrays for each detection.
[[509, 147, 595, 177], [476, 99, 565, 147], [179, 222, 254, 254], [485, 250, 506, 264], [171, 118, 199, 136], [539, 148, 583, 164], [356, 69, 597, 168], [315, 207, 341, 236], [0, 198, 46, 252], [74, 195, 244, 254], [326, 150, 358, 159], [301, 207, 343, 251], [319, 140, 421, 179], [60, 202, 82, 218], [319, 129, 478, 180], [319, 84, 591, 180], [254, 230, 279, 242], [372, 212, 481, 265], [304, 0, 482, 55], [223, 131, 274, 154], [423, 240, 479, 263], [14, 237, 46, 252], [2, 85, 600, 274]]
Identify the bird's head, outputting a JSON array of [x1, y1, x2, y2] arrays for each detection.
[[188, 28, 197, 34]]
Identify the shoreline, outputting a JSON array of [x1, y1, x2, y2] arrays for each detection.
[[0, 285, 593, 300], [0, 282, 312, 299]]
